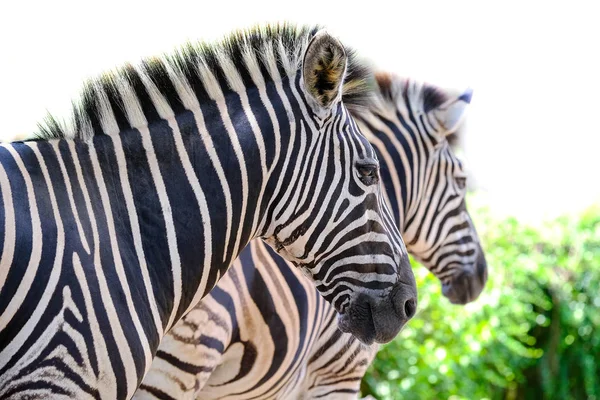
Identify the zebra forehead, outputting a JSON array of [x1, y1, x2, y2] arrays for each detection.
[[35, 23, 374, 142]]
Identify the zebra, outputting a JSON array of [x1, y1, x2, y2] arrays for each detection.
[[0, 25, 418, 399], [137, 71, 488, 399]]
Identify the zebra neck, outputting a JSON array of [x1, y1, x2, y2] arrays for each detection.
[[82, 76, 304, 326], [0, 72, 306, 332], [0, 112, 273, 334], [95, 99, 281, 327]]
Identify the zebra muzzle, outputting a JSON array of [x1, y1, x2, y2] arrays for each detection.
[[441, 245, 488, 305], [336, 277, 417, 345]]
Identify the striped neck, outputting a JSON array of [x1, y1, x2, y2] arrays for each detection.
[[85, 74, 313, 330], [0, 73, 310, 337]]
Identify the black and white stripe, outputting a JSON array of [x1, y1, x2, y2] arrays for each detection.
[[0, 26, 416, 399], [137, 72, 487, 399]]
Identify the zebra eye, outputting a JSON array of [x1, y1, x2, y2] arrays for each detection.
[[356, 163, 379, 185], [456, 177, 467, 189]]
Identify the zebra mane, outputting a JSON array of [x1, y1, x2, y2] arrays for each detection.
[[360, 72, 464, 146], [35, 23, 374, 141], [369, 71, 452, 111]]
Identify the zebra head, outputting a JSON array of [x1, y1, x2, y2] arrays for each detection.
[[371, 75, 487, 305], [261, 32, 417, 345]]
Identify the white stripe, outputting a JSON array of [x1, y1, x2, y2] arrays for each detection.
[[0, 143, 64, 374], [94, 80, 164, 337], [276, 118, 342, 256], [221, 53, 269, 238], [113, 77, 182, 334], [0, 145, 44, 333], [71, 252, 117, 398], [165, 67, 216, 306], [242, 48, 282, 236], [135, 129, 182, 333], [294, 121, 329, 213], [0, 163, 16, 292], [268, 120, 304, 225], [269, 73, 327, 228], [253, 48, 300, 237], [51, 141, 91, 253], [198, 66, 249, 262], [192, 64, 237, 266], [363, 133, 404, 227], [69, 141, 139, 396], [87, 143, 153, 387], [139, 65, 219, 317]]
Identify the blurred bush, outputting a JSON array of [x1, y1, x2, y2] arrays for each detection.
[[361, 201, 600, 400]]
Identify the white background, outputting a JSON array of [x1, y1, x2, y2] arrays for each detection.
[[1, 0, 598, 222]]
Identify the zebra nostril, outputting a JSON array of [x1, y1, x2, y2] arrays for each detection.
[[404, 298, 416, 318]]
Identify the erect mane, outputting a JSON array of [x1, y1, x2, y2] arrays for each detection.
[[369, 72, 465, 148], [341, 71, 408, 119], [35, 23, 374, 142]]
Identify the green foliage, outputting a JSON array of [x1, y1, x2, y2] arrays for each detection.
[[362, 203, 600, 400]]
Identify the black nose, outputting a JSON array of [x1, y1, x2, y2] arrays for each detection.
[[392, 283, 418, 320], [361, 280, 417, 344], [404, 297, 417, 318], [337, 257, 418, 345], [392, 254, 418, 320]]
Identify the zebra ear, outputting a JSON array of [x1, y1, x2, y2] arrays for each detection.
[[302, 31, 348, 115], [431, 88, 473, 135]]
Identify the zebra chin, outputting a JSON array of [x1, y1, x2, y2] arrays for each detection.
[[441, 245, 488, 305], [336, 278, 417, 345]]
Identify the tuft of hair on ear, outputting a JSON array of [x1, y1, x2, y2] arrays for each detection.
[[341, 49, 378, 113], [303, 31, 348, 109]]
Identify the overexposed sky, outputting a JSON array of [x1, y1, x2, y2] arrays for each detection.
[[0, 0, 598, 221]]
